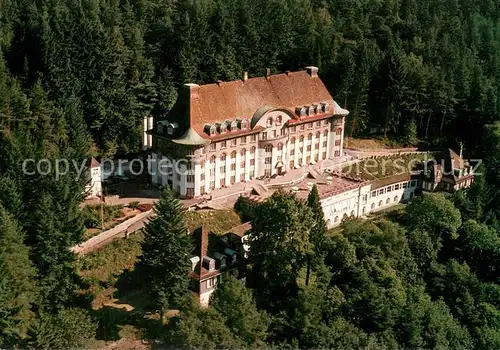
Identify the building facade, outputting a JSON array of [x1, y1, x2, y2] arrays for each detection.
[[190, 225, 246, 306], [149, 67, 348, 198], [421, 149, 475, 192], [286, 173, 420, 229], [85, 157, 102, 199], [245, 149, 472, 229]]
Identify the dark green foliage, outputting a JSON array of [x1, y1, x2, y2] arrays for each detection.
[[0, 208, 37, 347], [249, 190, 314, 312], [29, 307, 96, 349], [162, 298, 244, 349], [305, 184, 328, 285], [140, 187, 193, 312], [1, 0, 500, 348], [211, 276, 270, 346]]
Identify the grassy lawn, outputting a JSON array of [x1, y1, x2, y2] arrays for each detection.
[[185, 209, 242, 235], [345, 136, 412, 149], [76, 231, 152, 345], [76, 231, 144, 309], [342, 152, 430, 180]]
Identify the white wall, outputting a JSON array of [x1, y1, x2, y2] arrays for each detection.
[[366, 179, 419, 214], [85, 166, 102, 198], [319, 179, 419, 228]]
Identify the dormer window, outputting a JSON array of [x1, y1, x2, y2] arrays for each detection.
[[276, 115, 283, 125], [322, 103, 330, 113], [164, 122, 178, 135], [157, 120, 168, 133], [231, 121, 237, 131], [308, 106, 314, 115], [299, 107, 306, 117], [266, 117, 273, 127], [210, 125, 216, 136], [241, 119, 247, 129], [220, 123, 227, 133], [204, 124, 211, 135]]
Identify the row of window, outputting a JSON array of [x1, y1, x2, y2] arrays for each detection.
[[327, 194, 406, 225], [261, 128, 286, 140], [265, 115, 284, 127], [204, 126, 342, 153], [370, 180, 420, 198], [289, 120, 328, 133], [208, 134, 258, 152], [203, 170, 256, 194], [370, 195, 403, 210], [289, 151, 327, 168]]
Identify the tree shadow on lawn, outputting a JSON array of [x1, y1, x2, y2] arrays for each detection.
[[91, 264, 166, 342]]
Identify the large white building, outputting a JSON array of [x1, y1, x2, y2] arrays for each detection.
[[251, 172, 421, 228], [245, 148, 473, 228], [148, 67, 348, 198]]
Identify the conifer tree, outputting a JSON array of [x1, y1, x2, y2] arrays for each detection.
[[0, 207, 38, 347], [305, 184, 328, 286], [29, 307, 96, 349], [140, 187, 193, 313]]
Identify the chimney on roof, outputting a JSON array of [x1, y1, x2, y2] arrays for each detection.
[[200, 225, 208, 259], [243, 71, 248, 82], [306, 66, 319, 78], [184, 83, 200, 99], [266, 68, 271, 79]]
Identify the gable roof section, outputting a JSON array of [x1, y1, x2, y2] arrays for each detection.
[[171, 69, 339, 137], [448, 148, 464, 170]]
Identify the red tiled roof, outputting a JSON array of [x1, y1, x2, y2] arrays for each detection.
[[89, 157, 100, 168], [179, 70, 336, 136], [448, 149, 464, 170], [293, 176, 367, 201], [190, 268, 221, 281]]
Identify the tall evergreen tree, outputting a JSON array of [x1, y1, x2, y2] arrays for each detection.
[[140, 187, 193, 313], [0, 207, 38, 347], [305, 184, 328, 286]]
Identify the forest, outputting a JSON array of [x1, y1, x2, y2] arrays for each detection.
[[1, 0, 500, 348]]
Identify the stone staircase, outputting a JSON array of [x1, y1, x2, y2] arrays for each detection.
[[252, 184, 268, 196]]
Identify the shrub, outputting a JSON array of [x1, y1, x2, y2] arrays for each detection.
[[137, 203, 153, 212], [81, 204, 124, 228], [129, 201, 140, 209]]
